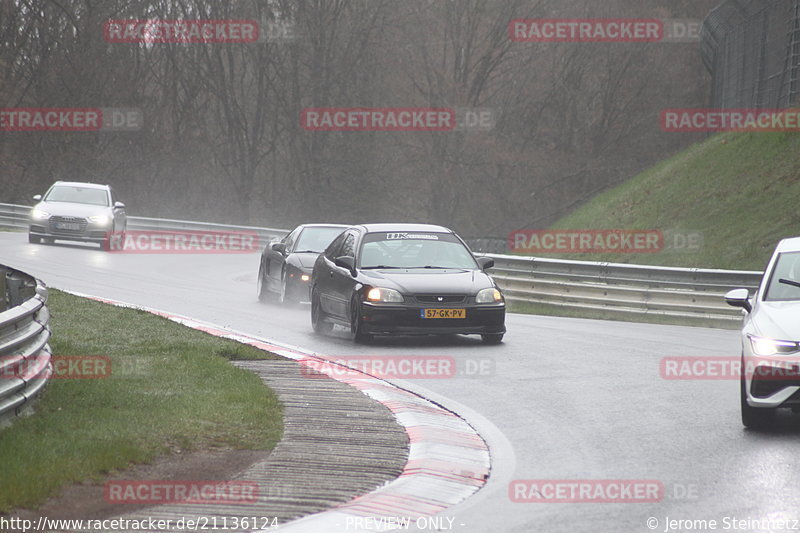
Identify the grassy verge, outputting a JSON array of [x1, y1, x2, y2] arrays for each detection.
[[519, 131, 800, 271], [0, 289, 283, 512]]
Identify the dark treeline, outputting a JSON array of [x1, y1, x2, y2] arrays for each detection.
[[0, 0, 717, 237]]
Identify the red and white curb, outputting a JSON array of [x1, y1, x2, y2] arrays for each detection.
[[65, 291, 490, 532]]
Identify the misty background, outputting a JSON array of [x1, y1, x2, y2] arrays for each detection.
[[0, 0, 720, 238]]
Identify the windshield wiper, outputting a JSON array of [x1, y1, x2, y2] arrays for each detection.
[[293, 250, 320, 254], [361, 265, 406, 269], [779, 278, 800, 289]]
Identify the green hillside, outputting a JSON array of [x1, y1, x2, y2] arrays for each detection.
[[537, 132, 800, 271]]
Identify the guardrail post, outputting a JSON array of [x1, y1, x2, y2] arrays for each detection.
[[6, 271, 24, 308], [0, 267, 6, 312]]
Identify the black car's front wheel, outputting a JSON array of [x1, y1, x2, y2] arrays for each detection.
[[279, 271, 297, 305], [311, 287, 333, 334], [257, 262, 271, 303], [349, 294, 373, 343], [28, 233, 41, 244]]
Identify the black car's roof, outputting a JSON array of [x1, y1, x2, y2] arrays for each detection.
[[297, 223, 351, 229], [355, 223, 453, 234]]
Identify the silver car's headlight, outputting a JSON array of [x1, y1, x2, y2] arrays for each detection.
[[31, 209, 50, 220], [366, 287, 404, 303], [748, 335, 800, 356], [476, 288, 503, 304], [88, 215, 111, 225]]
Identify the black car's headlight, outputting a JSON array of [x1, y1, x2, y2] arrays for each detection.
[[366, 287, 404, 303], [748, 335, 800, 356], [476, 288, 503, 304]]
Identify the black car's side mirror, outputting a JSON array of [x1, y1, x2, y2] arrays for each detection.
[[476, 257, 495, 270], [271, 242, 286, 254], [725, 288, 752, 313], [113, 201, 126, 209], [32, 194, 42, 201], [334, 255, 356, 276]]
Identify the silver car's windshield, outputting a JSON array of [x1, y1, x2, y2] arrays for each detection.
[[45, 186, 109, 206], [294, 227, 346, 253], [764, 251, 800, 301], [359, 232, 478, 269]]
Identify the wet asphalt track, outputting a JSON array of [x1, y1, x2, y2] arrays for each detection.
[[4, 232, 800, 533]]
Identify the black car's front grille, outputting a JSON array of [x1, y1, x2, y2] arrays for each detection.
[[49, 216, 87, 235], [414, 295, 467, 304]]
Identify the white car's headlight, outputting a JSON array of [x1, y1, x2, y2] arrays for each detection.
[[748, 335, 800, 356], [476, 288, 503, 304], [88, 215, 111, 225], [366, 287, 404, 303], [31, 209, 50, 220]]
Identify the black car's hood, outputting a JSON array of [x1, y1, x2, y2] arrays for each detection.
[[290, 252, 320, 269], [359, 268, 494, 295]]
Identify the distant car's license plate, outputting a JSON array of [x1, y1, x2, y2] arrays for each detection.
[[56, 222, 80, 230], [421, 308, 466, 319]]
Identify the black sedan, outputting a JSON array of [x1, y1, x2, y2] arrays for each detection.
[[257, 224, 349, 304], [310, 223, 506, 343]]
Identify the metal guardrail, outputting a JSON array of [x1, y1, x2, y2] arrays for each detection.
[[483, 254, 762, 328], [0, 203, 32, 230], [0, 264, 52, 426], [0, 202, 762, 328], [125, 216, 289, 243]]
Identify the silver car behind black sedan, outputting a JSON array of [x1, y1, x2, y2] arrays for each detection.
[[28, 181, 127, 249]]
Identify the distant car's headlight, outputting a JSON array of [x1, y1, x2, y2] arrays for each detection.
[[366, 287, 404, 303], [301, 274, 310, 282], [476, 288, 503, 304], [31, 209, 50, 220], [748, 335, 800, 356], [88, 215, 111, 225]]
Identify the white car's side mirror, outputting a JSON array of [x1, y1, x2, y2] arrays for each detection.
[[725, 288, 752, 313]]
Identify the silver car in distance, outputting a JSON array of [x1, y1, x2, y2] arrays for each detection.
[[28, 181, 127, 249]]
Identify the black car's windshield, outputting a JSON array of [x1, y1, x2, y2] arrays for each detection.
[[359, 232, 478, 269], [44, 186, 109, 206], [764, 251, 800, 301], [294, 227, 346, 253]]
